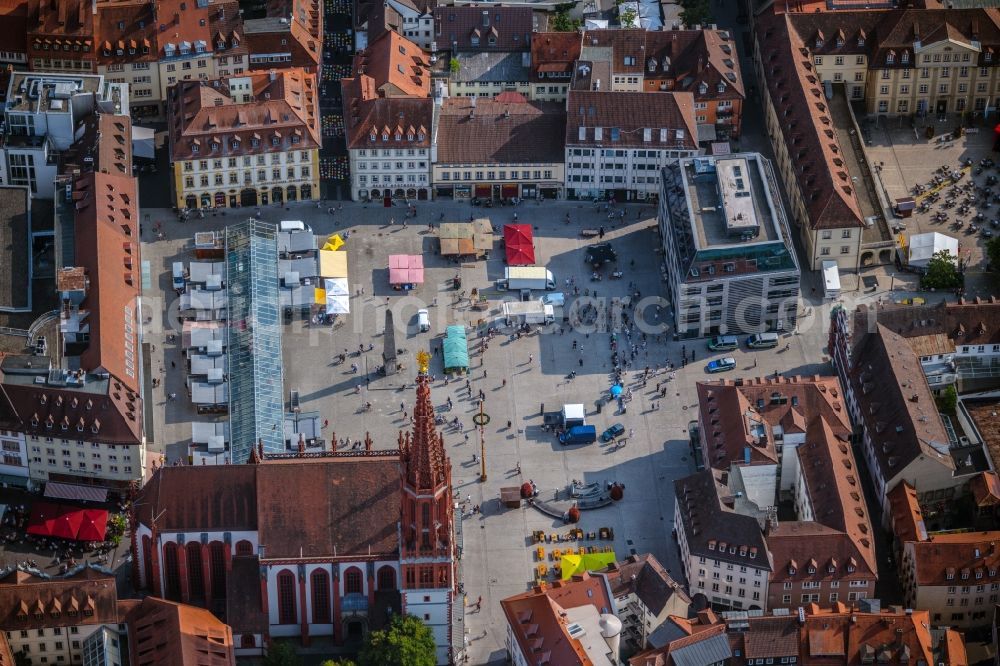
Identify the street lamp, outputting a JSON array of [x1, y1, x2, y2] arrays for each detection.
[[472, 400, 490, 482]]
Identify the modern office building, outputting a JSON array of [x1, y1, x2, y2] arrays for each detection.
[[658, 153, 800, 339]]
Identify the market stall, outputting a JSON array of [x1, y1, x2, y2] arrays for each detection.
[[503, 223, 535, 265], [443, 325, 469, 374], [388, 254, 425, 290], [439, 220, 494, 259]]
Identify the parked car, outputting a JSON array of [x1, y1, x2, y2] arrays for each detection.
[[559, 425, 598, 445], [705, 357, 737, 373], [706, 335, 739, 351], [746, 332, 780, 349], [600, 423, 625, 442]]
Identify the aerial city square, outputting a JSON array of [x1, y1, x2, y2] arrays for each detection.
[[1, 0, 1000, 664]]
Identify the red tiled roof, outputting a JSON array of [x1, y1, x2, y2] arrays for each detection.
[[136, 455, 404, 559], [352, 30, 430, 98], [581, 29, 646, 74], [135, 465, 258, 532], [244, 0, 321, 69], [436, 97, 565, 165], [127, 597, 235, 666], [342, 90, 432, 150], [152, 0, 212, 60], [887, 480, 927, 544], [71, 170, 141, 395], [0, 0, 28, 57], [756, 10, 865, 230], [0, 566, 119, 631], [849, 324, 955, 482], [501, 574, 612, 666], [565, 91, 697, 150], [168, 68, 321, 162], [93, 0, 156, 65], [971, 471, 1000, 507], [433, 5, 533, 52], [907, 531, 1000, 586], [256, 455, 402, 558], [531, 32, 581, 81], [643, 29, 744, 101]]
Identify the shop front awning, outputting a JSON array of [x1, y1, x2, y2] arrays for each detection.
[[44, 481, 108, 503]]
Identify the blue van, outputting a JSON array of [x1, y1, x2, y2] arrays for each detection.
[[559, 425, 597, 446]]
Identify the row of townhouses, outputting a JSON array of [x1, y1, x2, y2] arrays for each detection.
[[0, 0, 321, 118]]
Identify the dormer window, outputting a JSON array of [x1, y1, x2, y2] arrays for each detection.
[[230, 140, 239, 150], [858, 37, 865, 47], [946, 569, 955, 580], [901, 52, 909, 64], [788, 566, 796, 575], [192, 144, 200, 154], [835, 37, 844, 48], [251, 138, 260, 147], [961, 569, 970, 580], [382, 133, 388, 142], [394, 132, 402, 141], [272, 137, 280, 146], [698, 82, 708, 95], [407, 132, 414, 141], [886, 52, 895, 64], [815, 37, 823, 48], [976, 570, 983, 579], [291, 135, 300, 145], [716, 82, 726, 93], [369, 131, 376, 142], [987, 52, 994, 63], [418, 131, 426, 141], [217, 40, 225, 50], [807, 565, 816, 574], [847, 565, 855, 573]]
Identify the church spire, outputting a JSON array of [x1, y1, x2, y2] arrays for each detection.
[[404, 351, 449, 491]]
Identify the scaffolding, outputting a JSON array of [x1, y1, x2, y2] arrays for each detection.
[[225, 219, 285, 463]]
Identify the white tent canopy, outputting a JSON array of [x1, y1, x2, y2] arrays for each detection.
[[325, 293, 350, 314], [324, 277, 350, 296], [908, 232, 959, 268]]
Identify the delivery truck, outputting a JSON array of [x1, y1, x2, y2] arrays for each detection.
[[501, 300, 555, 326], [495, 266, 556, 291]]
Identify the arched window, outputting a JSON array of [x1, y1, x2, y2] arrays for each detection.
[[235, 540, 254, 557], [377, 566, 396, 591], [344, 567, 363, 595], [310, 569, 331, 623], [276, 570, 297, 625], [186, 542, 204, 599], [240, 634, 256, 648], [141, 535, 153, 589], [210, 542, 227, 598], [164, 542, 181, 600]]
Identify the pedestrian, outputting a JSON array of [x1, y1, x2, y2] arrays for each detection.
[[171, 361, 176, 368], [528, 354, 533, 364], [400, 402, 405, 412], [579, 358, 583, 367], [502, 378, 507, 387], [464, 433, 470, 444], [322, 419, 329, 429], [507, 420, 512, 429]]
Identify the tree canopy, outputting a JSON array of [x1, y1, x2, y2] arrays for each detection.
[[358, 615, 437, 666], [920, 249, 962, 290], [679, 0, 712, 27], [263, 642, 301, 666]]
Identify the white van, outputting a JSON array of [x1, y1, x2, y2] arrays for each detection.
[[172, 262, 186, 291], [417, 309, 430, 332]]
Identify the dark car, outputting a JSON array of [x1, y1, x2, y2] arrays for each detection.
[[600, 423, 625, 442]]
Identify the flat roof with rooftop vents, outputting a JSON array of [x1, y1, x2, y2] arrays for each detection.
[[5, 73, 106, 114]]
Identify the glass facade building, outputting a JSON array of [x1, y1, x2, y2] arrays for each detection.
[[225, 219, 285, 463]]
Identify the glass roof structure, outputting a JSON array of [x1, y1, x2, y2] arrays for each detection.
[[225, 219, 284, 463]]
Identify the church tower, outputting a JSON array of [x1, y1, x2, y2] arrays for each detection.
[[399, 351, 455, 664]]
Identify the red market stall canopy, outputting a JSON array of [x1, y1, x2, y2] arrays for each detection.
[[503, 224, 535, 265], [388, 254, 425, 285], [26, 503, 108, 541]]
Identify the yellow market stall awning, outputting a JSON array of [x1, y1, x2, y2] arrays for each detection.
[[560, 551, 616, 580], [322, 234, 345, 251], [319, 249, 348, 278]]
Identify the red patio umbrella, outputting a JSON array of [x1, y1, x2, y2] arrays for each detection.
[[50, 509, 84, 540], [76, 510, 108, 542], [503, 224, 536, 265]]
